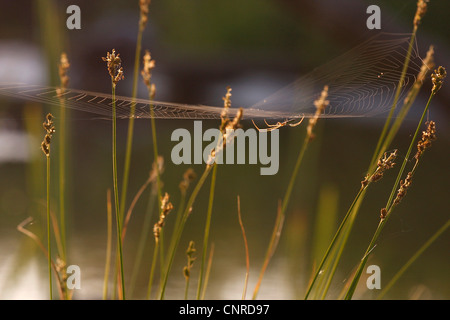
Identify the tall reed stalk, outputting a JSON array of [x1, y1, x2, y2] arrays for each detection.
[[120, 0, 152, 222], [57, 53, 70, 262], [102, 49, 125, 299], [41, 113, 55, 299], [197, 162, 218, 299], [46, 151, 52, 299], [103, 190, 113, 300]]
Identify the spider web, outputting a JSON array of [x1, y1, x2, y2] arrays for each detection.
[[251, 32, 424, 118], [0, 33, 425, 120]]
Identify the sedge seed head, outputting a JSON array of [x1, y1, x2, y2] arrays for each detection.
[[141, 50, 156, 97], [307, 85, 329, 141], [415, 121, 436, 160], [139, 0, 151, 30], [414, 0, 429, 28], [431, 66, 446, 95], [41, 113, 55, 157], [57, 52, 70, 94], [102, 49, 124, 86]]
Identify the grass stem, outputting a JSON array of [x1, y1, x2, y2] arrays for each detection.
[[146, 242, 159, 299], [119, 23, 145, 223], [112, 83, 125, 300], [58, 101, 67, 263], [237, 196, 250, 300], [46, 155, 52, 300], [103, 190, 113, 300], [196, 162, 217, 299]]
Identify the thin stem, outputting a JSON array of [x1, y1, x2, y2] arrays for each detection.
[[167, 191, 187, 260], [184, 270, 190, 300], [197, 162, 218, 300], [103, 189, 113, 300], [58, 101, 67, 262], [280, 137, 309, 216], [201, 243, 215, 300], [112, 83, 125, 300], [119, 24, 144, 222], [146, 242, 159, 299], [237, 196, 250, 300], [148, 103, 165, 289], [46, 155, 52, 300], [121, 174, 153, 241], [253, 200, 285, 300]]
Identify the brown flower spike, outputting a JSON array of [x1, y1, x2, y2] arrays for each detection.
[[183, 241, 196, 280], [207, 87, 243, 166], [141, 50, 156, 99], [102, 49, 124, 87], [361, 150, 398, 188], [153, 193, 173, 243], [139, 0, 151, 31], [431, 66, 446, 95], [179, 168, 196, 194], [415, 121, 436, 160], [41, 113, 55, 157], [307, 85, 329, 141], [56, 52, 70, 96], [391, 121, 437, 210], [414, 0, 429, 28]]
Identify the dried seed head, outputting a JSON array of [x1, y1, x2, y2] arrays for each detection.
[[414, 0, 429, 28], [393, 172, 414, 206], [380, 208, 387, 220], [208, 87, 243, 166], [179, 168, 196, 193], [307, 85, 329, 141], [369, 150, 398, 183], [102, 49, 124, 87], [141, 50, 156, 98], [161, 192, 174, 215], [41, 141, 50, 156], [150, 155, 164, 181], [220, 86, 232, 131], [139, 0, 151, 31], [153, 192, 173, 243], [41, 113, 55, 157], [415, 121, 436, 160], [183, 240, 196, 280], [431, 66, 446, 95], [56, 52, 70, 96]]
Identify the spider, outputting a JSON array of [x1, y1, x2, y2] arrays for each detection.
[[252, 116, 305, 132]]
